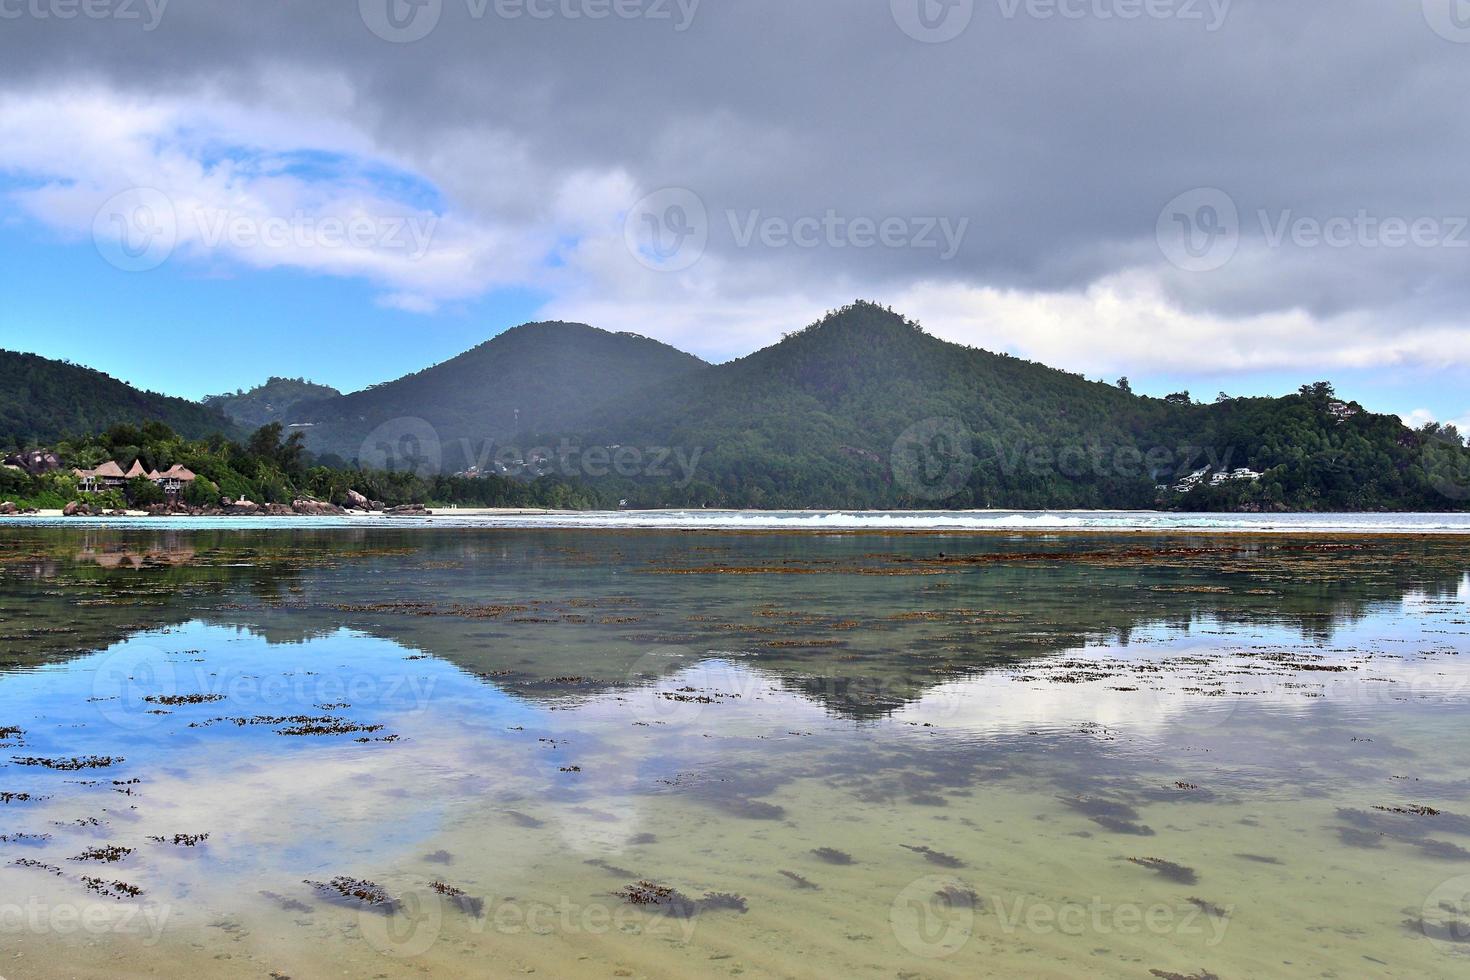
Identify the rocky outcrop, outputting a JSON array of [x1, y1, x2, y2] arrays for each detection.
[[346, 489, 372, 511], [227, 499, 260, 516], [0, 501, 17, 515], [265, 503, 294, 516], [292, 499, 346, 516], [62, 501, 96, 517], [385, 503, 430, 516]]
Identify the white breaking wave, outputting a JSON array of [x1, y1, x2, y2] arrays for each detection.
[[12, 510, 1470, 532]]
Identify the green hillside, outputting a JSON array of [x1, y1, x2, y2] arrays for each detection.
[[555, 302, 1469, 511], [287, 321, 707, 471], [5, 306, 1467, 512], [204, 377, 342, 429], [0, 350, 238, 448]]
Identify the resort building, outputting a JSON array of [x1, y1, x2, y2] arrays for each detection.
[[73, 460, 197, 496]]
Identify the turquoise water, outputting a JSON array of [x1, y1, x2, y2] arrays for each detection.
[[9, 509, 1470, 532], [0, 527, 1468, 978]]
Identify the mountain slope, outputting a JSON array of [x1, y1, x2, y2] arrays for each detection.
[[560, 302, 1466, 510], [289, 321, 707, 470], [204, 377, 342, 429], [0, 350, 238, 447]]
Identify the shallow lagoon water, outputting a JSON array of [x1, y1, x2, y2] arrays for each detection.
[[1, 527, 1469, 978]]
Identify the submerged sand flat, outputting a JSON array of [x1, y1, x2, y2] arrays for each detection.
[[0, 528, 1468, 978]]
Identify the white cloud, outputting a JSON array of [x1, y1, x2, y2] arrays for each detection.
[[1402, 407, 1470, 432]]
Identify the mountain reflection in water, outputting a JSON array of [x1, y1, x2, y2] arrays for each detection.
[[0, 527, 1467, 979]]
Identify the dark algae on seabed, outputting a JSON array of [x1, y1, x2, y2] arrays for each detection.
[[0, 526, 1468, 977]]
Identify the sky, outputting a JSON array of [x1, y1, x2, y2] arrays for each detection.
[[0, 0, 1467, 429]]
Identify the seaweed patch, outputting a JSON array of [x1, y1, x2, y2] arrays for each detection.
[[900, 844, 965, 869], [11, 756, 122, 770], [304, 876, 401, 913], [82, 876, 144, 900], [1127, 857, 1198, 885]]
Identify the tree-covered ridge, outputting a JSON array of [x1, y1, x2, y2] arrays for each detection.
[[284, 321, 709, 470], [0, 350, 239, 447], [0, 421, 606, 512], [203, 377, 343, 429], [4, 304, 1469, 512], [554, 302, 1470, 511]]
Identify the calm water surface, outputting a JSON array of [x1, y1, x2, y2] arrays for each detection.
[[1, 527, 1469, 978]]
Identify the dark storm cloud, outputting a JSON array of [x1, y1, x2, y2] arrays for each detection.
[[2, 0, 1468, 334]]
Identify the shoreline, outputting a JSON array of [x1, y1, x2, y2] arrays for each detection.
[[4, 507, 1470, 536]]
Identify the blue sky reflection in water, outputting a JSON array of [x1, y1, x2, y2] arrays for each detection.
[[0, 527, 1469, 977]]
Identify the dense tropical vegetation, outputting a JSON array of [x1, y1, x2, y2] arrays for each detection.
[[0, 421, 607, 511], [0, 350, 241, 446], [203, 377, 342, 429], [5, 303, 1469, 512], [552, 303, 1470, 511]]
